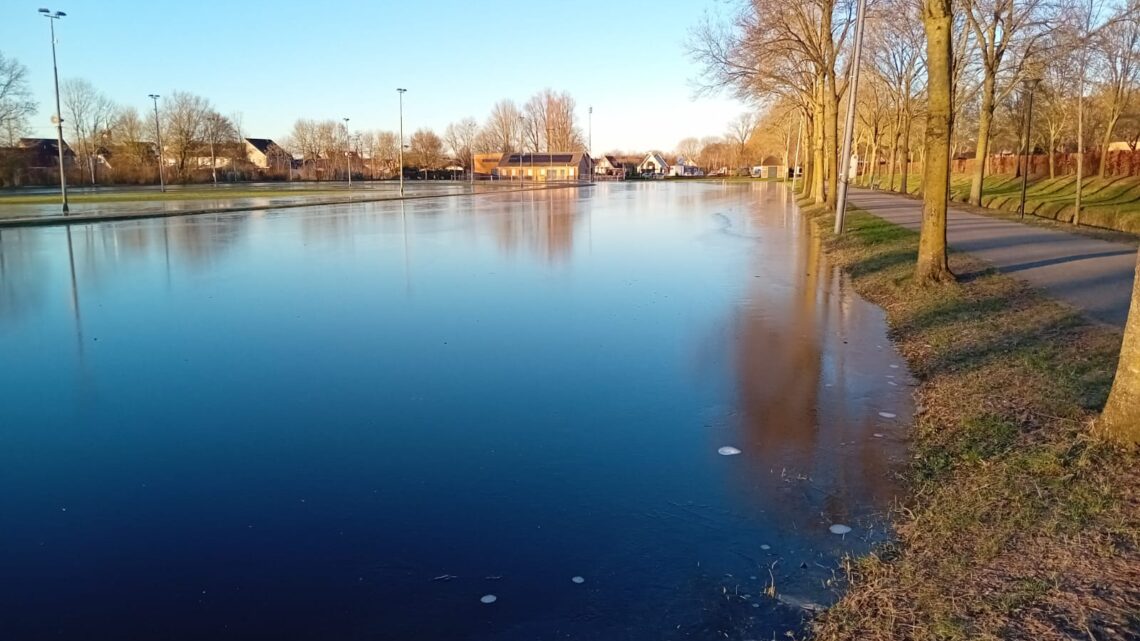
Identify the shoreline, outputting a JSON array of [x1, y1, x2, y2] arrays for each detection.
[[797, 198, 1140, 640], [0, 182, 593, 229]]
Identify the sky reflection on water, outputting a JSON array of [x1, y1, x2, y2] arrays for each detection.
[[0, 182, 912, 640]]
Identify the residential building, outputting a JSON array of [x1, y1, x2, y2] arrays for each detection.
[[670, 156, 703, 177], [244, 138, 291, 171], [16, 138, 75, 169], [638, 152, 670, 178], [474, 152, 503, 177], [496, 152, 593, 181]]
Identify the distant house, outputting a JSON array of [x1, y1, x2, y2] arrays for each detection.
[[638, 152, 670, 178], [17, 138, 75, 168], [593, 154, 622, 176], [496, 152, 593, 181], [244, 138, 291, 171], [670, 156, 703, 177], [473, 152, 503, 177], [751, 155, 783, 179]]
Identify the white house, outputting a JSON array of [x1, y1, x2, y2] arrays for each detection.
[[670, 156, 703, 177], [638, 152, 670, 178]]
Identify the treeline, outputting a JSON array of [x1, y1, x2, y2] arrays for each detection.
[[0, 49, 590, 185], [285, 88, 588, 179], [694, 0, 1140, 211]]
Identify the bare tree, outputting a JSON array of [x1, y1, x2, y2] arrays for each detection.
[[1098, 253, 1140, 443], [443, 117, 480, 169], [62, 78, 116, 184], [0, 52, 35, 146], [522, 89, 584, 152], [726, 112, 758, 166], [869, 1, 927, 193], [676, 137, 702, 160], [162, 91, 211, 180], [963, 0, 1050, 205], [409, 128, 444, 170], [689, 0, 853, 205], [108, 106, 151, 182], [375, 130, 399, 176], [1094, 10, 1140, 176], [916, 0, 956, 284], [202, 110, 237, 185], [484, 99, 523, 153]]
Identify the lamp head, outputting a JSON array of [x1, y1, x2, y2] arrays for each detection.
[[38, 8, 50, 13]]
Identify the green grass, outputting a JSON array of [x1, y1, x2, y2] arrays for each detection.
[[800, 202, 1140, 641], [862, 171, 1140, 233]]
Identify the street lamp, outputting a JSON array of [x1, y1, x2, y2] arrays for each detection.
[[148, 94, 165, 192], [397, 88, 407, 196], [1018, 77, 1042, 220], [342, 117, 352, 188], [39, 8, 69, 214], [834, 0, 868, 233]]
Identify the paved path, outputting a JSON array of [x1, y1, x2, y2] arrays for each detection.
[[847, 188, 1137, 327]]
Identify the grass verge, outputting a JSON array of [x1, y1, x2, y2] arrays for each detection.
[[862, 172, 1140, 234], [800, 201, 1140, 640]]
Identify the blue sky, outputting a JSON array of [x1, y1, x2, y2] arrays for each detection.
[[1, 0, 747, 153]]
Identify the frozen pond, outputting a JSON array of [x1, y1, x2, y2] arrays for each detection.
[[0, 182, 913, 640]]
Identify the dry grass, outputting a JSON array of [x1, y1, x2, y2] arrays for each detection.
[[800, 201, 1140, 641]]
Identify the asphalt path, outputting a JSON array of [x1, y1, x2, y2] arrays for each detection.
[[848, 188, 1137, 327]]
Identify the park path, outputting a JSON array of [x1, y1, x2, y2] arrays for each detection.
[[847, 188, 1137, 328]]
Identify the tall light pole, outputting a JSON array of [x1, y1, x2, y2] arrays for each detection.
[[39, 8, 69, 214], [397, 88, 407, 196], [1018, 78, 1042, 220], [342, 117, 352, 187], [833, 0, 868, 234], [148, 94, 165, 192], [791, 112, 804, 193], [588, 106, 594, 181]]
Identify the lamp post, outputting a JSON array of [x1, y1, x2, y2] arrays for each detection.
[[397, 88, 406, 196], [342, 117, 352, 187], [1018, 77, 1042, 220], [39, 8, 69, 214], [834, 0, 868, 233], [148, 94, 165, 192]]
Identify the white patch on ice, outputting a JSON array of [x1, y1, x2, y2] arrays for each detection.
[[873, 433, 885, 438], [718, 446, 742, 456], [878, 412, 897, 419], [571, 576, 585, 584], [829, 524, 852, 535], [890, 364, 900, 369], [480, 594, 498, 604], [760, 544, 770, 550]]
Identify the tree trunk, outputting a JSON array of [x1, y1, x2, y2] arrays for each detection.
[[1075, 58, 1086, 225], [1049, 129, 1057, 179], [824, 79, 839, 208], [1097, 253, 1140, 444], [812, 90, 826, 203], [968, 71, 997, 205], [887, 114, 900, 191], [869, 131, 880, 188], [916, 0, 955, 285], [1099, 114, 1120, 177], [900, 110, 912, 195]]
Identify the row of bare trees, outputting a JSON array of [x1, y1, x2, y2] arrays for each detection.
[[0, 59, 246, 186], [692, 0, 1140, 441], [284, 88, 588, 177]]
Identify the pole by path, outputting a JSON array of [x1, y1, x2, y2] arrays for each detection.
[[834, 0, 868, 234], [791, 112, 804, 194]]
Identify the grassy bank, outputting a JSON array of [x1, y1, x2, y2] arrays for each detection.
[[863, 173, 1140, 233], [800, 202, 1140, 640]]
